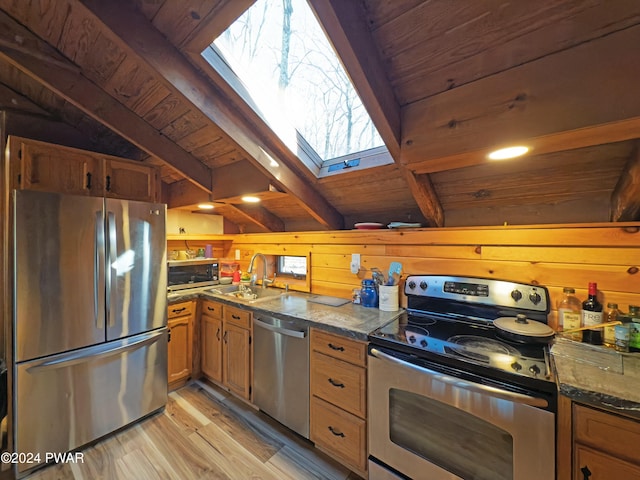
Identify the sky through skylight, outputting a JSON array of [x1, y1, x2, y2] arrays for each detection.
[[213, 0, 384, 162]]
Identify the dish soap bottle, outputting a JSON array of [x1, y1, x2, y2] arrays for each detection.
[[557, 287, 581, 340]]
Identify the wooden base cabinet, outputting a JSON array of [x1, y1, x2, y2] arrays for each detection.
[[201, 300, 223, 383], [167, 300, 195, 388], [200, 300, 252, 401], [572, 404, 640, 479], [310, 329, 367, 477]]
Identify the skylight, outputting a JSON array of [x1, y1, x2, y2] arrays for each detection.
[[209, 0, 384, 168]]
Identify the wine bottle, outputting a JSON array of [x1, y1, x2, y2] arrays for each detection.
[[582, 282, 603, 345]]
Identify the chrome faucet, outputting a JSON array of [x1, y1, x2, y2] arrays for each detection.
[[247, 253, 275, 288]]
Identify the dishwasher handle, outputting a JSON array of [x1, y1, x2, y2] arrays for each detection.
[[254, 318, 307, 338]]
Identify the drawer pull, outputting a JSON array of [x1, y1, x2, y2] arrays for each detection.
[[328, 343, 344, 352], [328, 426, 345, 437], [172, 307, 186, 314], [328, 378, 345, 388], [232, 314, 241, 320], [207, 306, 215, 312]]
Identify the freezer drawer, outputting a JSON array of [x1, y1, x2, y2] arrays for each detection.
[[15, 329, 167, 476]]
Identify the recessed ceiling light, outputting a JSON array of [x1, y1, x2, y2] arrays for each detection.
[[487, 146, 529, 160], [197, 203, 215, 210], [241, 195, 261, 203]]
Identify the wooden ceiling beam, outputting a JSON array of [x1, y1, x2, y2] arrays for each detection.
[[228, 203, 286, 233], [80, 0, 343, 231], [611, 143, 640, 222], [402, 171, 444, 227], [308, 0, 446, 226], [308, 0, 401, 159], [402, 24, 640, 174], [180, 0, 256, 53], [0, 11, 213, 193], [167, 160, 273, 209]]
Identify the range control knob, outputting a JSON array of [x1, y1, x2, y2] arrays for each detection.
[[408, 281, 416, 290], [510, 289, 522, 302], [529, 292, 542, 305], [420, 339, 428, 348], [408, 335, 416, 344], [511, 362, 522, 372], [529, 365, 541, 376], [419, 281, 428, 290]]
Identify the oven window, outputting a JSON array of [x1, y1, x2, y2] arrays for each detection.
[[389, 388, 513, 480]]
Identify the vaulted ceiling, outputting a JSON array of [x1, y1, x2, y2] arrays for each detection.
[[0, 0, 638, 232]]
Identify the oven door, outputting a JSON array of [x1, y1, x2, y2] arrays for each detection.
[[368, 347, 555, 480]]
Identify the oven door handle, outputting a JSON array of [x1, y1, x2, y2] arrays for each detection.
[[370, 348, 548, 408]]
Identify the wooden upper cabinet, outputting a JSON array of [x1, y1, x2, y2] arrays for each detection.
[[7, 136, 160, 203], [103, 158, 158, 202], [10, 136, 99, 196]]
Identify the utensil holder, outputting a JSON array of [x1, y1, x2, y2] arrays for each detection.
[[379, 285, 399, 312]]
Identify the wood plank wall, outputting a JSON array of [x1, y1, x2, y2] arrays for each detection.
[[169, 223, 640, 325]]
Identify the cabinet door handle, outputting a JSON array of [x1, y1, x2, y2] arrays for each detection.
[[328, 343, 344, 352], [328, 378, 345, 388], [167, 329, 171, 343], [106, 174, 111, 191], [216, 328, 220, 341], [580, 466, 591, 480], [328, 426, 345, 438], [86, 172, 92, 189], [223, 330, 228, 343], [172, 307, 186, 314]]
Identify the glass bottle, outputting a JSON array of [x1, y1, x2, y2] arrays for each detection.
[[628, 305, 640, 352], [557, 287, 581, 340], [603, 303, 621, 348], [581, 282, 603, 345], [360, 279, 378, 308]]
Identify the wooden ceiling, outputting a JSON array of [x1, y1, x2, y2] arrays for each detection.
[[0, 0, 638, 232]]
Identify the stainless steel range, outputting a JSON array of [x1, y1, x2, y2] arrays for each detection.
[[368, 275, 556, 480]]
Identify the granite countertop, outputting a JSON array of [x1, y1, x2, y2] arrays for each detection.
[[168, 286, 402, 341], [551, 337, 640, 419]]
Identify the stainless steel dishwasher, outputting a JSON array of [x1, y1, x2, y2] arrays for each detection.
[[253, 314, 309, 438]]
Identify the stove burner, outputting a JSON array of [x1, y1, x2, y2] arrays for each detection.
[[446, 335, 520, 364]]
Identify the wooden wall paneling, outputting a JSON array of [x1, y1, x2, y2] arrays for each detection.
[[215, 224, 640, 308], [611, 144, 640, 221]]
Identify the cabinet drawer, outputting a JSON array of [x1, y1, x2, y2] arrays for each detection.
[[311, 396, 366, 473], [168, 301, 194, 319], [224, 305, 252, 328], [574, 444, 640, 480], [574, 404, 640, 465], [201, 300, 223, 320], [311, 329, 366, 366], [311, 352, 366, 417]]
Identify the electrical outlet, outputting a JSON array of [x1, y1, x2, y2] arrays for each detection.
[[235, 249, 241, 260], [350, 253, 360, 274]]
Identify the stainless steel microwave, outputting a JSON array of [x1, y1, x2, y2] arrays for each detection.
[[167, 259, 219, 291]]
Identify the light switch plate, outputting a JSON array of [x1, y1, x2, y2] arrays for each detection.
[[350, 253, 361, 274]]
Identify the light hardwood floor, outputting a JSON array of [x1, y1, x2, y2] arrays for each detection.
[[22, 381, 362, 480]]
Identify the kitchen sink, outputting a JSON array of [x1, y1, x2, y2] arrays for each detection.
[[206, 284, 285, 303]]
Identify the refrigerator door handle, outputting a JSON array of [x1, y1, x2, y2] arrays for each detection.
[[25, 329, 166, 373], [95, 210, 104, 329], [106, 210, 117, 327]]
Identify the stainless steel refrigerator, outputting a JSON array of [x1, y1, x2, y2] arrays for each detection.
[[11, 190, 167, 477]]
